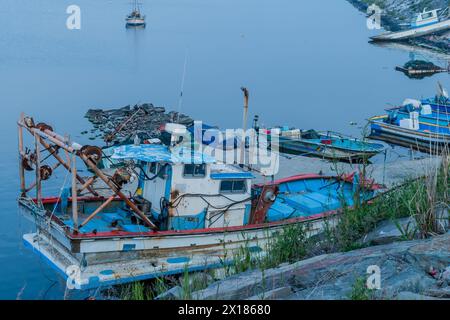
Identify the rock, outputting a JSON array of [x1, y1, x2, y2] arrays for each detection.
[[191, 233, 450, 300], [442, 266, 450, 285], [154, 286, 183, 300], [396, 291, 442, 300], [361, 217, 418, 245], [423, 288, 450, 299], [246, 286, 294, 300]]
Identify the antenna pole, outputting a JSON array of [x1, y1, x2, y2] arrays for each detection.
[[177, 49, 189, 123]]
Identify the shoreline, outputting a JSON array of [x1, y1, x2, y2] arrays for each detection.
[[347, 0, 450, 54]]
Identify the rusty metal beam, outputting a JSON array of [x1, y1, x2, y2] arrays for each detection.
[[77, 176, 96, 193], [79, 195, 115, 228], [18, 113, 26, 196], [24, 162, 61, 193], [72, 152, 78, 233], [19, 122, 99, 197], [19, 118, 156, 230], [78, 153, 157, 230], [34, 132, 42, 207]]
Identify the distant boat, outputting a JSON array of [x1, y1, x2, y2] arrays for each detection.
[[257, 126, 385, 163], [371, 7, 450, 42], [126, 0, 146, 27]]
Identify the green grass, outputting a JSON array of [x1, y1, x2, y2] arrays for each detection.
[[348, 277, 375, 300]]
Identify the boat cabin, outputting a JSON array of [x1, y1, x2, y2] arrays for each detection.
[[411, 8, 440, 28], [111, 144, 254, 231]]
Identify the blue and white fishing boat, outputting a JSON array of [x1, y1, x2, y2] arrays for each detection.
[[388, 99, 450, 128], [368, 111, 450, 153], [421, 82, 450, 114], [371, 7, 450, 42], [256, 126, 385, 163], [17, 115, 380, 290]]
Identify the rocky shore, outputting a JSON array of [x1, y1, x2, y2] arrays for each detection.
[[348, 0, 450, 53], [173, 232, 450, 300]]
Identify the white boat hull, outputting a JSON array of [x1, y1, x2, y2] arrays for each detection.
[[23, 213, 336, 289], [371, 19, 450, 41], [126, 18, 146, 26]]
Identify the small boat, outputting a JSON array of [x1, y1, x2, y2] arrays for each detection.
[[368, 112, 450, 153], [371, 7, 450, 42], [421, 82, 450, 114], [17, 115, 380, 289], [126, 0, 146, 27], [256, 126, 385, 163], [388, 99, 450, 128]]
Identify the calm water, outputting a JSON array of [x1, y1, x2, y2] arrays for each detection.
[[0, 0, 448, 299]]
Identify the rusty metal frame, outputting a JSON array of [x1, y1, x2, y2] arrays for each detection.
[[18, 114, 157, 231]]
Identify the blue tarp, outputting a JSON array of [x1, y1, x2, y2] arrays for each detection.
[[111, 144, 216, 164]]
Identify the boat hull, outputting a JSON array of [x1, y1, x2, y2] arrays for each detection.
[[270, 136, 382, 163], [22, 213, 336, 290], [369, 117, 450, 153], [371, 19, 450, 42], [126, 18, 146, 27]]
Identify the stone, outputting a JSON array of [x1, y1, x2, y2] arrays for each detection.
[[154, 286, 183, 300], [396, 291, 442, 300], [246, 286, 294, 300], [360, 217, 418, 245], [190, 234, 450, 300]]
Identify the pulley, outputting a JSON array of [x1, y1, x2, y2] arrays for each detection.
[[35, 122, 53, 132], [21, 149, 37, 171], [22, 157, 34, 171], [80, 145, 103, 164], [40, 165, 53, 180], [112, 168, 132, 188]]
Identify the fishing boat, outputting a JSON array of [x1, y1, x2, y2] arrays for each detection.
[[126, 0, 146, 27], [17, 114, 380, 290], [368, 112, 450, 153], [421, 82, 450, 114], [371, 7, 450, 42], [255, 124, 385, 163], [388, 99, 450, 128]]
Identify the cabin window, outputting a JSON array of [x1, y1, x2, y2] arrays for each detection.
[[149, 162, 158, 174], [183, 164, 206, 178], [220, 180, 247, 194], [421, 12, 433, 19]]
